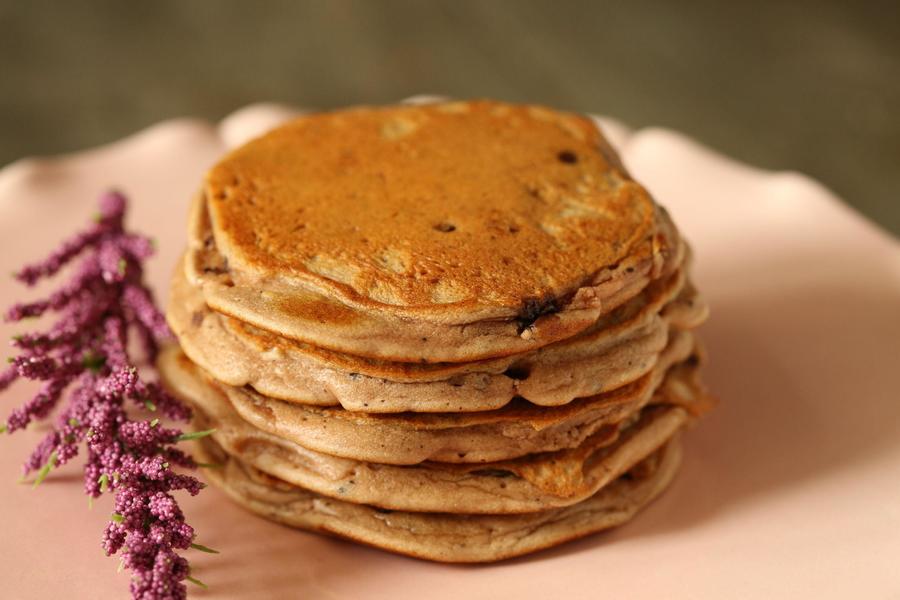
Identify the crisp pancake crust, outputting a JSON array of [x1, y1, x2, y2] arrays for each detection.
[[205, 100, 660, 317]]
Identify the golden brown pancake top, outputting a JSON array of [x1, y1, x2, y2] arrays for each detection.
[[205, 100, 658, 312]]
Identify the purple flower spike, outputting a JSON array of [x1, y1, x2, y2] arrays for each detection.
[[1, 192, 209, 600], [99, 190, 127, 221], [0, 365, 18, 393]]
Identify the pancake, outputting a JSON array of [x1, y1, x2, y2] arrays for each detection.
[[170, 255, 707, 412], [158, 329, 700, 465], [194, 434, 682, 563], [204, 100, 668, 322], [186, 192, 684, 363], [173, 344, 691, 512], [226, 262, 698, 382], [177, 248, 687, 383], [161, 98, 715, 561]]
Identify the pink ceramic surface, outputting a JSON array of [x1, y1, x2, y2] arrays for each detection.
[[1, 101, 898, 599]]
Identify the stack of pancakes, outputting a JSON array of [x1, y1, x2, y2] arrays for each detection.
[[159, 100, 713, 562]]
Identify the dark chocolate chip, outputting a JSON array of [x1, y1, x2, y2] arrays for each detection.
[[516, 294, 560, 333], [557, 150, 578, 164]]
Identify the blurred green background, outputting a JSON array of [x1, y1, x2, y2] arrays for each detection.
[[1, 0, 897, 233]]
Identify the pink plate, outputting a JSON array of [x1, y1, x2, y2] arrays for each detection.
[[1, 101, 898, 599]]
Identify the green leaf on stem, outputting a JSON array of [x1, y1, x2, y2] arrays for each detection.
[[33, 451, 58, 488], [177, 429, 216, 442]]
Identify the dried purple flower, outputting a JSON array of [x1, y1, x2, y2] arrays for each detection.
[[1, 191, 213, 600]]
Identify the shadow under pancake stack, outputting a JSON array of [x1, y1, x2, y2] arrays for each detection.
[[160, 100, 714, 562]]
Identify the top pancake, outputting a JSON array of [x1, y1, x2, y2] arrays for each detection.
[[204, 100, 661, 322]]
